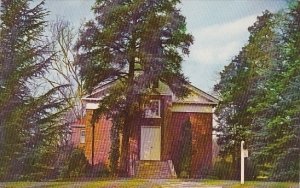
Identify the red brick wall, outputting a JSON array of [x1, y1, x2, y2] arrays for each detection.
[[85, 110, 112, 167], [134, 95, 172, 160], [70, 126, 85, 148], [190, 113, 213, 177], [166, 112, 213, 178], [79, 99, 212, 177], [83, 110, 139, 172]]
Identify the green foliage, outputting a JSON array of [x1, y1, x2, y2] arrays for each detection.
[[0, 0, 68, 180], [75, 0, 193, 176], [93, 165, 111, 178], [214, 10, 275, 166], [209, 159, 239, 180], [250, 2, 300, 181], [178, 119, 192, 178], [61, 148, 89, 178], [18, 146, 58, 181], [214, 2, 300, 181], [209, 158, 258, 180], [108, 117, 121, 176], [270, 149, 299, 181]]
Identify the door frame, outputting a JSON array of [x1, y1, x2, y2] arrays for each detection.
[[140, 126, 161, 160]]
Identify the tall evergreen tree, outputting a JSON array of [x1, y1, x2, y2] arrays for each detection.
[[0, 0, 67, 180], [215, 2, 300, 181], [75, 0, 193, 176], [251, 2, 300, 181], [214, 11, 276, 176]]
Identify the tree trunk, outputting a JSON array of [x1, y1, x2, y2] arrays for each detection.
[[119, 33, 136, 177], [119, 123, 130, 177], [119, 111, 132, 177], [91, 123, 95, 174]]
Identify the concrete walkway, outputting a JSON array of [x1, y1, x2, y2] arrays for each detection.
[[160, 182, 222, 188], [149, 179, 222, 188]]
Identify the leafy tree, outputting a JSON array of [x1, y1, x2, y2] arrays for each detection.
[[75, 0, 193, 176], [215, 2, 300, 181], [214, 11, 276, 175], [0, 0, 67, 180], [250, 2, 300, 181]]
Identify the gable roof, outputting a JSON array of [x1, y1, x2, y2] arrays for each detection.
[[173, 84, 218, 105], [82, 80, 218, 105], [81, 80, 116, 101]]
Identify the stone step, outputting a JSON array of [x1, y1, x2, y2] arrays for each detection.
[[134, 160, 177, 179]]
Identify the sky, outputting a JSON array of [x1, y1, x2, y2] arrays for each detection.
[[44, 0, 288, 94]]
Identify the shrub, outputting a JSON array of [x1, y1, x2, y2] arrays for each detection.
[[209, 157, 258, 180], [209, 159, 238, 180], [270, 150, 299, 182], [86, 162, 110, 177], [61, 148, 89, 178], [94, 165, 110, 177], [178, 119, 192, 178]]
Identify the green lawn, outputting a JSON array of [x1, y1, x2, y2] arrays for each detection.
[[201, 180, 299, 188], [0, 179, 298, 188]]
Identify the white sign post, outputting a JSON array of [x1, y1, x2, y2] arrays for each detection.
[[241, 141, 248, 185]]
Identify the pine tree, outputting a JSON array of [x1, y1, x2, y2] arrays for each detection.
[[0, 0, 67, 180], [215, 3, 300, 181], [75, 0, 193, 176], [214, 11, 276, 178], [251, 2, 300, 181]]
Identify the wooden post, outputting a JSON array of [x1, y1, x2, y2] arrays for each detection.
[[241, 141, 245, 185], [92, 123, 95, 169]]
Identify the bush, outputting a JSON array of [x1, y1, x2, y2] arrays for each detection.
[[178, 119, 192, 178], [61, 148, 89, 178], [209, 157, 258, 180], [270, 150, 299, 182], [86, 162, 110, 177], [96, 166, 110, 177], [209, 159, 238, 180], [5, 146, 59, 181], [179, 171, 189, 178]]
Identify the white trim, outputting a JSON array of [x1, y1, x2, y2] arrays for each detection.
[[81, 79, 218, 105], [71, 125, 85, 128], [82, 93, 110, 102], [144, 99, 161, 118], [81, 97, 101, 101], [86, 103, 99, 109], [82, 80, 115, 98], [80, 130, 85, 144], [188, 85, 219, 103], [171, 103, 213, 113], [140, 125, 161, 128], [140, 126, 161, 160], [173, 85, 218, 105], [173, 101, 217, 105]]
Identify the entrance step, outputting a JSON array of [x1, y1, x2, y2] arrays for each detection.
[[134, 160, 177, 179]]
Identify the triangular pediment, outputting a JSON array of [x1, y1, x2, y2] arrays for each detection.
[[173, 85, 218, 105], [82, 80, 218, 105]]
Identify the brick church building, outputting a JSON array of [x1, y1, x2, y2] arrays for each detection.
[[71, 81, 218, 178]]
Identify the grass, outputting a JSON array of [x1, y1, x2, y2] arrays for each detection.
[[0, 179, 298, 188], [201, 179, 299, 188]]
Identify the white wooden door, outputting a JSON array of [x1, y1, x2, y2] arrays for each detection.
[[140, 126, 161, 160]]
